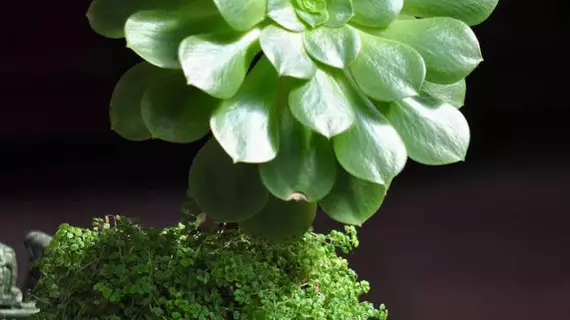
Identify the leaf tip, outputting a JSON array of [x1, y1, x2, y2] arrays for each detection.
[[286, 192, 309, 202]]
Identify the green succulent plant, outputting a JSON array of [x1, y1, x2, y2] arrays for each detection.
[[87, 0, 498, 241]]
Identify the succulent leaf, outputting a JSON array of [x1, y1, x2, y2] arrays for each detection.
[[212, 0, 267, 31], [210, 57, 280, 164], [303, 25, 361, 69], [267, 0, 307, 32], [401, 0, 499, 26], [351, 0, 403, 28]]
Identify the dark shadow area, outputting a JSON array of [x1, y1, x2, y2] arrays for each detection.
[[1, 0, 569, 319]]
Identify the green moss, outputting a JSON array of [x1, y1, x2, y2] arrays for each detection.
[[31, 215, 387, 319]]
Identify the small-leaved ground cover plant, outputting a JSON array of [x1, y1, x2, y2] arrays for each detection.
[[28, 0, 498, 318]]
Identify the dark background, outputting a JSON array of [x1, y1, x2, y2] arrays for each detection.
[[1, 0, 569, 319]]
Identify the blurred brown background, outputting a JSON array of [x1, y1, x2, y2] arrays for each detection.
[[1, 0, 569, 319]]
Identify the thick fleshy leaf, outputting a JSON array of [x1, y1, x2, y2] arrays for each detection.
[[210, 58, 280, 163], [125, 7, 226, 69], [325, 0, 354, 27], [375, 17, 482, 84], [350, 0, 403, 28], [303, 26, 361, 69], [260, 25, 316, 79], [86, 0, 185, 39], [333, 74, 407, 185], [259, 103, 337, 202], [294, 0, 329, 28], [319, 166, 386, 226], [421, 80, 466, 108], [109, 62, 164, 141], [141, 72, 214, 143], [267, 0, 307, 32], [212, 0, 267, 31], [189, 139, 269, 222], [179, 28, 261, 99], [289, 68, 355, 138], [240, 195, 317, 243], [402, 0, 499, 26], [350, 32, 425, 102], [384, 96, 470, 165]]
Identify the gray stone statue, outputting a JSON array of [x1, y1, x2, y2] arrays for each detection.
[[22, 231, 52, 292], [0, 241, 40, 319]]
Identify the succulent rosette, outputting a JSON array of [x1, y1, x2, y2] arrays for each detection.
[[88, 0, 498, 242]]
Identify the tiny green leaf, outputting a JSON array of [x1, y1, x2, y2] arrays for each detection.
[[303, 25, 361, 69], [333, 74, 407, 185], [109, 62, 164, 141], [350, 0, 403, 28], [125, 7, 226, 69], [421, 80, 466, 108], [179, 28, 261, 99], [350, 32, 425, 102], [211, 57, 280, 164], [374, 17, 483, 84], [240, 195, 317, 243], [189, 139, 269, 222], [384, 96, 470, 165], [325, 0, 354, 27], [259, 100, 337, 202], [294, 0, 329, 27], [319, 166, 386, 226], [212, 0, 267, 31], [267, 0, 307, 32], [141, 72, 214, 143], [260, 24, 317, 79], [86, 0, 185, 39], [289, 67, 355, 138], [401, 0, 499, 26]]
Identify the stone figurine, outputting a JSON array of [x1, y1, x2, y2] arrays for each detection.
[[22, 231, 52, 293], [0, 233, 48, 319]]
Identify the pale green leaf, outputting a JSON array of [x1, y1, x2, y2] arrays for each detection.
[[212, 0, 267, 31], [288, 67, 355, 138], [421, 80, 466, 108], [259, 100, 337, 202], [350, 32, 425, 102], [125, 8, 225, 69], [267, 0, 307, 32], [109, 62, 165, 141], [179, 28, 261, 99], [189, 139, 269, 222], [141, 72, 214, 143], [333, 73, 407, 185], [211, 58, 280, 164], [319, 166, 386, 226], [384, 96, 470, 165], [294, 0, 329, 27], [402, 0, 499, 26], [325, 0, 354, 27], [350, 0, 403, 28], [303, 25, 361, 69], [260, 24, 316, 79], [374, 17, 483, 84], [86, 0, 185, 39], [240, 195, 317, 243]]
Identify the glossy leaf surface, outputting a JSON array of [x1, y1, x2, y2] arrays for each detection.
[[211, 58, 280, 163], [376, 17, 482, 84], [267, 0, 307, 32], [421, 80, 466, 108], [212, 0, 267, 31], [385, 96, 470, 165], [179, 28, 261, 99], [333, 75, 407, 185], [325, 0, 354, 27], [350, 32, 425, 102], [402, 0, 499, 26], [289, 68, 356, 138], [350, 0, 403, 28], [260, 24, 317, 79], [303, 26, 361, 69], [259, 103, 337, 202]]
